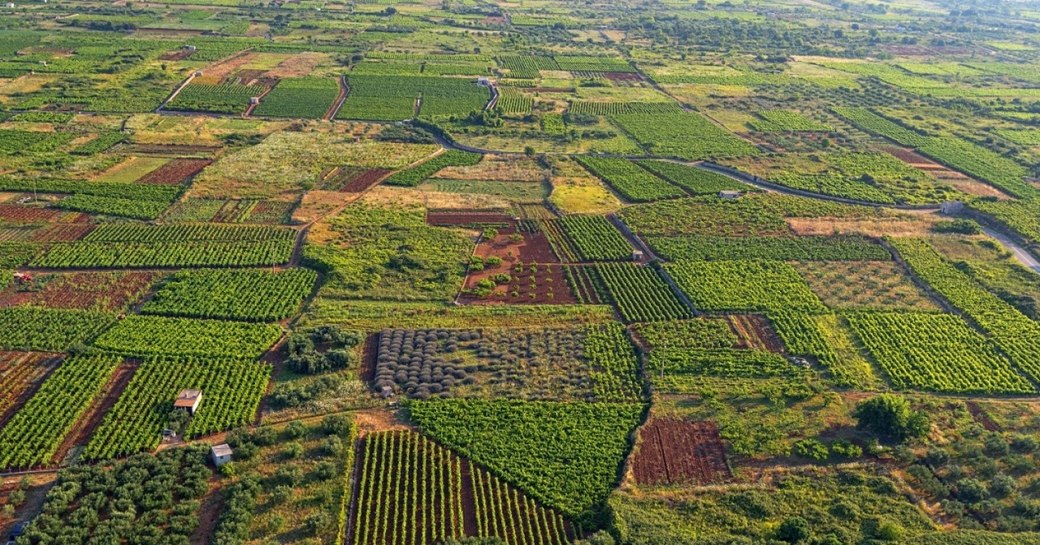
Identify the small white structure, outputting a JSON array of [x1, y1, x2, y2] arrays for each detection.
[[173, 389, 203, 415], [476, 77, 491, 86], [631, 250, 644, 261], [210, 444, 233, 467], [940, 201, 964, 215], [249, 96, 260, 105], [5, 3, 15, 8], [719, 190, 743, 200]]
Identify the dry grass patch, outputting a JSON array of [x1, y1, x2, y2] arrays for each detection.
[[786, 216, 940, 237], [795, 260, 941, 311], [434, 153, 544, 182]]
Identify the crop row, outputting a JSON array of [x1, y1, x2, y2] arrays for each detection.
[[409, 399, 643, 524], [32, 240, 295, 268], [91, 315, 283, 360], [253, 77, 339, 119], [647, 235, 888, 261], [555, 216, 632, 261], [576, 157, 684, 202], [917, 137, 1037, 199], [592, 263, 693, 323], [634, 161, 745, 195], [0, 307, 116, 352], [845, 311, 1033, 394], [82, 357, 270, 460], [891, 238, 1040, 384], [0, 354, 121, 470], [142, 268, 317, 322], [666, 260, 827, 313], [55, 194, 172, 220], [649, 348, 796, 382], [166, 82, 264, 114], [71, 131, 126, 155]]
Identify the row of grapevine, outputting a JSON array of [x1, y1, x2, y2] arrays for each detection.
[[166, 82, 264, 114], [647, 235, 888, 261], [84, 223, 295, 243], [32, 240, 295, 268], [592, 263, 693, 323], [384, 151, 483, 187], [575, 157, 685, 202], [540, 220, 579, 262], [890, 238, 1040, 384], [665, 260, 828, 314], [555, 216, 632, 261], [0, 354, 121, 469], [82, 357, 270, 460], [351, 430, 569, 545], [142, 268, 318, 322], [253, 77, 339, 119], [91, 315, 283, 359], [567, 101, 682, 116], [845, 311, 1033, 394]]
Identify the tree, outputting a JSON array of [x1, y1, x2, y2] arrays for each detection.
[[777, 516, 810, 543], [853, 394, 929, 442]]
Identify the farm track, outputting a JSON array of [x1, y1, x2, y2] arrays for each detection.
[[324, 76, 349, 121]]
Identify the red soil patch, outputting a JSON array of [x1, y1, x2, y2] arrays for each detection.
[[52, 361, 138, 465], [159, 48, 195, 61], [137, 158, 212, 185], [0, 205, 88, 224], [190, 478, 224, 545], [726, 314, 784, 352], [427, 211, 515, 226], [359, 333, 377, 382], [341, 168, 392, 193], [0, 271, 158, 312], [28, 223, 95, 243], [633, 419, 732, 486], [460, 223, 577, 304], [0, 352, 60, 429], [604, 72, 643, 82]]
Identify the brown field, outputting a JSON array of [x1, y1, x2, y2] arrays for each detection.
[[427, 210, 515, 226], [0, 271, 159, 312], [29, 223, 95, 242], [137, 158, 213, 185], [785, 216, 940, 237], [461, 223, 576, 304], [725, 314, 784, 352], [197, 51, 257, 81], [263, 52, 327, 78], [435, 154, 544, 182], [633, 419, 732, 486], [0, 205, 88, 224]]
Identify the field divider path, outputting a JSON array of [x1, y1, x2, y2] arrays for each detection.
[[324, 76, 349, 121]]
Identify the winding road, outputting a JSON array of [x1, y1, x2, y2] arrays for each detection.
[[424, 124, 1040, 273]]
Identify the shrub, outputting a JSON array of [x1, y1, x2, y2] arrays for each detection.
[[853, 394, 929, 442], [777, 516, 811, 543], [792, 439, 829, 461]]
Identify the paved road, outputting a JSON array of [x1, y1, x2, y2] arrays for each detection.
[[982, 226, 1040, 273]]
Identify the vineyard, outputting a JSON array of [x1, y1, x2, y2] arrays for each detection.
[[635, 161, 746, 195], [555, 216, 632, 261], [666, 260, 827, 313], [0, 307, 116, 352], [384, 151, 483, 187], [83, 357, 270, 459], [142, 268, 317, 322], [253, 77, 339, 119], [592, 263, 693, 322], [166, 82, 264, 114], [409, 399, 644, 524], [0, 354, 120, 469], [612, 112, 759, 160], [845, 311, 1033, 394], [351, 430, 571, 545], [647, 235, 887, 261], [575, 157, 684, 202], [91, 315, 283, 359], [891, 238, 1040, 384]]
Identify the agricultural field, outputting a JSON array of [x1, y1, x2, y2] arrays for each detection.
[[6, 1, 1040, 544]]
